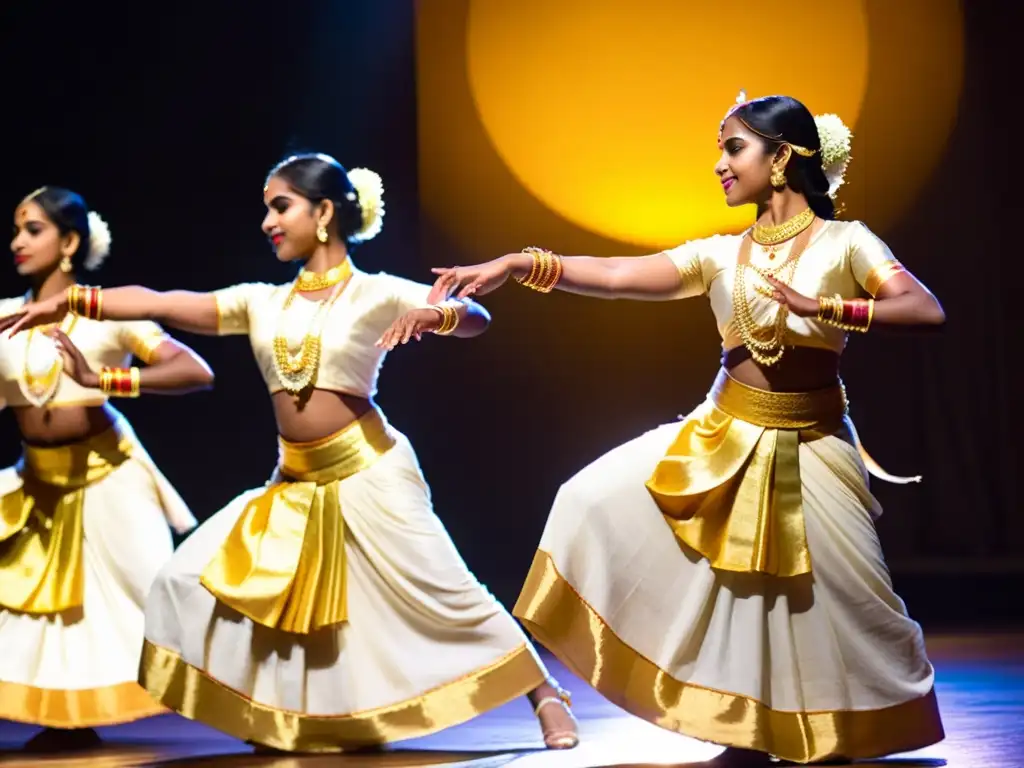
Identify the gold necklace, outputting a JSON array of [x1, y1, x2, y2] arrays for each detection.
[[295, 260, 352, 292], [751, 207, 815, 246], [731, 228, 813, 366], [20, 313, 78, 407], [272, 271, 352, 395]]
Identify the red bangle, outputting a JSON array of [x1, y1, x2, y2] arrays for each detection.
[[840, 299, 870, 330]]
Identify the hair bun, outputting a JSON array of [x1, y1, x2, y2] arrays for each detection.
[[346, 168, 384, 242], [84, 210, 112, 270], [813, 114, 853, 199]]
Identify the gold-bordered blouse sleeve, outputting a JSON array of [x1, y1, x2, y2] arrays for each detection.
[[212, 283, 261, 336], [661, 240, 707, 299], [848, 221, 907, 297], [118, 321, 170, 364]]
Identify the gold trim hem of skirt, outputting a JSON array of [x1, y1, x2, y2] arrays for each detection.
[[0, 678, 165, 728], [513, 550, 944, 764], [140, 638, 545, 752]]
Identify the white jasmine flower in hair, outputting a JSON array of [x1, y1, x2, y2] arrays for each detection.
[[814, 113, 853, 198], [347, 167, 385, 242], [84, 211, 112, 270]]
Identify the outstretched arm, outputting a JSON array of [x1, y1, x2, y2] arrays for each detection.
[[431, 248, 698, 303], [1, 286, 222, 337], [511, 251, 687, 300]]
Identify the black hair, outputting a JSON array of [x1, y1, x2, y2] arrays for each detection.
[[266, 153, 365, 245], [731, 96, 835, 220], [25, 186, 94, 266]]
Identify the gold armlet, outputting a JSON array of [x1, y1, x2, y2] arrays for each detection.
[[100, 367, 141, 398], [68, 284, 103, 320], [515, 247, 563, 293], [430, 301, 461, 336], [817, 294, 873, 332], [863, 261, 906, 297]]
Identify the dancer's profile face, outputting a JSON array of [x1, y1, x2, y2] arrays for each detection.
[[10, 201, 75, 277], [714, 116, 775, 208], [261, 175, 330, 263]]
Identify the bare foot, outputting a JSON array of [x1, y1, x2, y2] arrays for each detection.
[[527, 679, 579, 750]]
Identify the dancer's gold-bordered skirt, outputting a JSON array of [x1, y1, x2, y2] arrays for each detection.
[[141, 409, 547, 752], [0, 414, 192, 727], [514, 371, 943, 764]]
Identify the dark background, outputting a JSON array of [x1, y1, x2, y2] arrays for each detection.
[[1, 2, 1019, 627]]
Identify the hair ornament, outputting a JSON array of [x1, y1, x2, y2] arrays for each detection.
[[84, 211, 112, 270], [346, 167, 385, 242], [814, 113, 853, 198]]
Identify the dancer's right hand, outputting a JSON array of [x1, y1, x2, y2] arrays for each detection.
[[0, 292, 67, 337], [430, 256, 518, 300]]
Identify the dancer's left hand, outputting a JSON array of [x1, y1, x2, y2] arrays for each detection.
[[761, 275, 818, 318], [376, 308, 443, 350], [47, 328, 100, 388]]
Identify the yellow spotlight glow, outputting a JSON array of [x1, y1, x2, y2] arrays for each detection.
[[465, 0, 869, 248]]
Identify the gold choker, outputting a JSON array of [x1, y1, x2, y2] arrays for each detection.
[[295, 260, 352, 292], [751, 207, 815, 246]]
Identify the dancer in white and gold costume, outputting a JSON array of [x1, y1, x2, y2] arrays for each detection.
[[428, 95, 947, 765], [0, 187, 210, 749], [3, 155, 579, 753]]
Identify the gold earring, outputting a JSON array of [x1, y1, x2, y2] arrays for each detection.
[[316, 224, 329, 243], [770, 163, 787, 189], [59, 256, 73, 273]]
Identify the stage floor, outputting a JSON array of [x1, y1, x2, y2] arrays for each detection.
[[0, 632, 1020, 768]]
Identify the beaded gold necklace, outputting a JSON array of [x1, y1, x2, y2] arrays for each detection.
[[732, 221, 815, 366], [272, 259, 353, 395]]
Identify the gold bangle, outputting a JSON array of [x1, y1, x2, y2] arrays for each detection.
[[431, 302, 460, 336], [817, 295, 831, 322], [817, 296, 873, 333], [68, 284, 82, 316], [515, 247, 563, 293], [68, 284, 102, 320]]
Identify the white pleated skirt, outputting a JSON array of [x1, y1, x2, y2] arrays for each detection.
[[141, 429, 548, 752], [0, 419, 188, 728], [514, 415, 944, 764]]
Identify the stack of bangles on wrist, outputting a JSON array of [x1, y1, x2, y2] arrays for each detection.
[[515, 247, 563, 293], [817, 294, 874, 332], [68, 284, 103, 320], [430, 301, 461, 336], [99, 367, 141, 398]]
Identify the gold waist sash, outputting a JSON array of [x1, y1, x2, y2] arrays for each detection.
[[0, 425, 132, 614], [646, 370, 849, 578], [200, 409, 396, 635]]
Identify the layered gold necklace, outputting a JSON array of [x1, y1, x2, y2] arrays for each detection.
[[751, 206, 814, 260], [20, 311, 78, 407], [732, 209, 816, 366], [272, 260, 353, 395]]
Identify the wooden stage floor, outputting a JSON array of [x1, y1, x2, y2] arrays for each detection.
[[0, 632, 1020, 768]]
